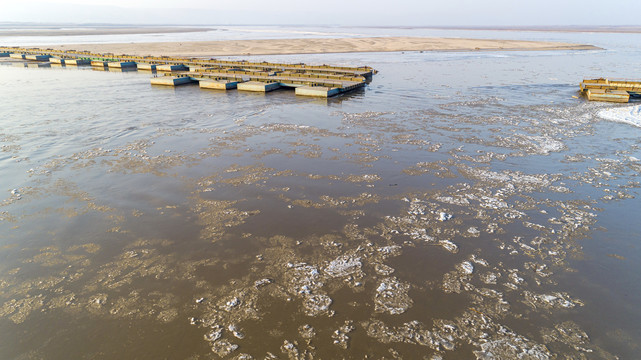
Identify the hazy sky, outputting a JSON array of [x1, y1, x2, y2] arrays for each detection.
[[1, 0, 640, 26]]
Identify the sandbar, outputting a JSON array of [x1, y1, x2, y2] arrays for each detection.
[[47, 37, 599, 57]]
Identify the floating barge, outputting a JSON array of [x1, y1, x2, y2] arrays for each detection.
[[0, 46, 376, 98], [65, 59, 91, 66], [580, 78, 641, 103]]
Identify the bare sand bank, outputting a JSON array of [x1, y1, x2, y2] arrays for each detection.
[[47, 37, 599, 57]]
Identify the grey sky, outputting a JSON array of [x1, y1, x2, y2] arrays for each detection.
[[1, 0, 640, 26]]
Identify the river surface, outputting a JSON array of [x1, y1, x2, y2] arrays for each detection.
[[1, 26, 640, 359]]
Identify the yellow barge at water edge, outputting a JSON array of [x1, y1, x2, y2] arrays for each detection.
[[580, 78, 641, 103]]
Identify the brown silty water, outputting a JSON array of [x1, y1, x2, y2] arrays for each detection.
[[1, 43, 641, 359]]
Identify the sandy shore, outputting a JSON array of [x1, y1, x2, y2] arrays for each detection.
[[47, 37, 599, 57]]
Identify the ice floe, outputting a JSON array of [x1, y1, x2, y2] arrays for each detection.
[[439, 212, 453, 221], [598, 104, 641, 128], [324, 255, 362, 278], [374, 277, 413, 314]]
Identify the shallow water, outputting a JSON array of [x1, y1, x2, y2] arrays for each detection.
[[1, 28, 641, 359]]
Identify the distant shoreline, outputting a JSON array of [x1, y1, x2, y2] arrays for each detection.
[[0, 27, 213, 37], [0, 24, 639, 36], [40, 37, 600, 57], [360, 25, 641, 34]]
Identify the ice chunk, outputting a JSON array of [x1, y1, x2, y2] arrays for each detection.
[[225, 297, 239, 309], [374, 263, 395, 276], [375, 277, 413, 315], [467, 227, 480, 236], [439, 240, 459, 253], [325, 255, 362, 278], [474, 338, 551, 360], [332, 320, 355, 349], [439, 212, 452, 221], [254, 278, 272, 288], [211, 339, 238, 357], [457, 261, 474, 275], [204, 325, 223, 342], [299, 324, 316, 339], [228, 324, 245, 339], [598, 105, 641, 128], [303, 293, 333, 316]]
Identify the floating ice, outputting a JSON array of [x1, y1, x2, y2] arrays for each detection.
[[254, 278, 273, 288], [479, 196, 508, 209], [286, 263, 324, 295], [281, 340, 299, 358], [508, 270, 524, 285], [474, 338, 551, 360], [299, 324, 316, 339], [530, 135, 566, 154], [541, 321, 593, 354], [211, 339, 238, 357], [439, 240, 459, 253], [225, 297, 239, 308], [9, 188, 21, 200], [375, 277, 413, 314], [377, 245, 402, 257], [436, 195, 470, 206], [332, 321, 355, 349], [374, 263, 395, 276], [303, 293, 333, 316], [481, 272, 499, 285], [228, 324, 245, 339], [523, 291, 584, 309], [470, 255, 489, 266], [598, 104, 641, 128], [325, 255, 362, 278], [457, 261, 474, 275], [439, 212, 452, 221], [204, 325, 223, 342]]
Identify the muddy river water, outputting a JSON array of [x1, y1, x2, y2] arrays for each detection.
[[1, 28, 641, 359]]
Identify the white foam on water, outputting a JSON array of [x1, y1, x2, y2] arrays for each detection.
[[597, 105, 641, 128]]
